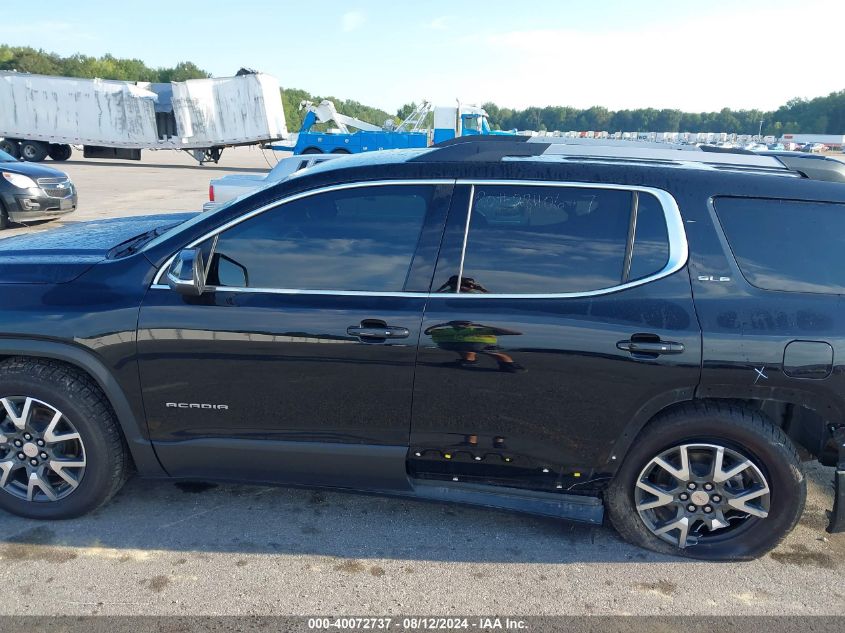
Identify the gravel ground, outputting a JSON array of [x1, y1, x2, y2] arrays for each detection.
[[0, 148, 842, 617]]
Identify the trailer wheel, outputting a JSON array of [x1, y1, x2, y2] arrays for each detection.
[[0, 139, 20, 159], [301, 147, 323, 154], [48, 144, 73, 161], [330, 148, 351, 154], [20, 141, 49, 162]]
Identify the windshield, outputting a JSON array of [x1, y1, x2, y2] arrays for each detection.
[[0, 149, 17, 163]]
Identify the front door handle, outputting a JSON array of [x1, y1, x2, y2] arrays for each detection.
[[347, 324, 410, 340], [617, 339, 685, 355]]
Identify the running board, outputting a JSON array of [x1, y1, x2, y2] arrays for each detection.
[[410, 480, 604, 525]]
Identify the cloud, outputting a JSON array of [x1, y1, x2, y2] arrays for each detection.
[[0, 21, 76, 36], [426, 16, 451, 31], [430, 1, 845, 112], [341, 11, 365, 33]]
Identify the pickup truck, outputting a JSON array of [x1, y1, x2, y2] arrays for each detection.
[[204, 154, 335, 211]]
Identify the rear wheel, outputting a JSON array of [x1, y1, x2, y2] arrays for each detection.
[[0, 358, 130, 519], [301, 147, 323, 154], [48, 144, 72, 161], [0, 139, 19, 159], [19, 140, 49, 162], [330, 148, 351, 154], [606, 401, 805, 560]]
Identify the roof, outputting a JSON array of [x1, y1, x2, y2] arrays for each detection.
[[298, 136, 845, 184]]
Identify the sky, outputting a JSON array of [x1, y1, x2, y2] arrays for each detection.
[[1, 0, 843, 114]]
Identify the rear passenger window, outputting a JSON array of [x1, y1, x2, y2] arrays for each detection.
[[629, 193, 670, 281], [715, 197, 845, 294], [456, 185, 634, 294]]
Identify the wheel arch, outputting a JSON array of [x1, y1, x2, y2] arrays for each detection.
[[0, 339, 166, 476], [608, 392, 835, 473]]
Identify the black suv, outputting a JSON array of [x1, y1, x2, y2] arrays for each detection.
[[0, 137, 843, 561]]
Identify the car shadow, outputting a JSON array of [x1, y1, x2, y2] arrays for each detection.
[[0, 477, 673, 565], [0, 463, 833, 565]]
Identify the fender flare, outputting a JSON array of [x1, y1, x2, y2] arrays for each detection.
[[603, 387, 696, 472], [0, 338, 166, 476], [606, 383, 841, 472]]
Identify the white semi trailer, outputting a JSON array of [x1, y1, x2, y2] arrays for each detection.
[[781, 134, 845, 149], [0, 70, 288, 163]]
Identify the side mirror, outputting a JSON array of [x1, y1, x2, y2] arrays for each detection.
[[166, 247, 206, 296]]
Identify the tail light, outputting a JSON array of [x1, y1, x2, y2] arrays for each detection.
[[208, 184, 215, 202]]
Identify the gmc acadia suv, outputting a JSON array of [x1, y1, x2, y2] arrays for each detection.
[[0, 137, 843, 561]]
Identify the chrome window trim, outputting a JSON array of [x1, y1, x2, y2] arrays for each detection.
[[151, 179, 455, 287], [150, 179, 688, 299]]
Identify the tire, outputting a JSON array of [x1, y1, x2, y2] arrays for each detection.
[[330, 148, 351, 154], [605, 401, 805, 560], [19, 140, 49, 162], [0, 358, 130, 519], [0, 138, 19, 159], [48, 144, 72, 161], [301, 147, 323, 154]]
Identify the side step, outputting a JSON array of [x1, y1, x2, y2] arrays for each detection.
[[410, 479, 604, 525]]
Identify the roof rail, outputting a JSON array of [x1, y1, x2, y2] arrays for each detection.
[[416, 136, 788, 169], [411, 136, 549, 162]]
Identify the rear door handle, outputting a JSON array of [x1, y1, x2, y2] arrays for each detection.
[[347, 325, 410, 340], [617, 340, 685, 355]]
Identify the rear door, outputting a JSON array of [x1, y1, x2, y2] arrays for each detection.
[[409, 181, 702, 491]]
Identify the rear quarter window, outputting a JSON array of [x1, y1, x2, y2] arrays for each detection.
[[714, 196, 845, 294]]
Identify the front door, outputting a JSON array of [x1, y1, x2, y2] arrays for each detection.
[[409, 182, 702, 492], [138, 182, 453, 489]]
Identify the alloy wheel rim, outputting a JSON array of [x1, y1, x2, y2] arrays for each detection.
[[0, 396, 86, 502], [634, 443, 770, 549]]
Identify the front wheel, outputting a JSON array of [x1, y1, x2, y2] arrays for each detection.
[[606, 401, 805, 560], [0, 358, 130, 519]]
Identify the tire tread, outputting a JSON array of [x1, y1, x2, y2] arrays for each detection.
[[606, 399, 805, 560], [0, 357, 130, 514]]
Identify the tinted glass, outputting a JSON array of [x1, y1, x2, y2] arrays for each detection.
[[458, 185, 633, 294], [629, 192, 670, 281], [207, 185, 431, 291], [715, 197, 845, 294]]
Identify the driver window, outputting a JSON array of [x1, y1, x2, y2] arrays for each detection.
[[204, 185, 432, 292]]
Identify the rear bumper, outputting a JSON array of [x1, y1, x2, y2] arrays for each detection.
[[829, 470, 845, 533], [827, 427, 845, 533]]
